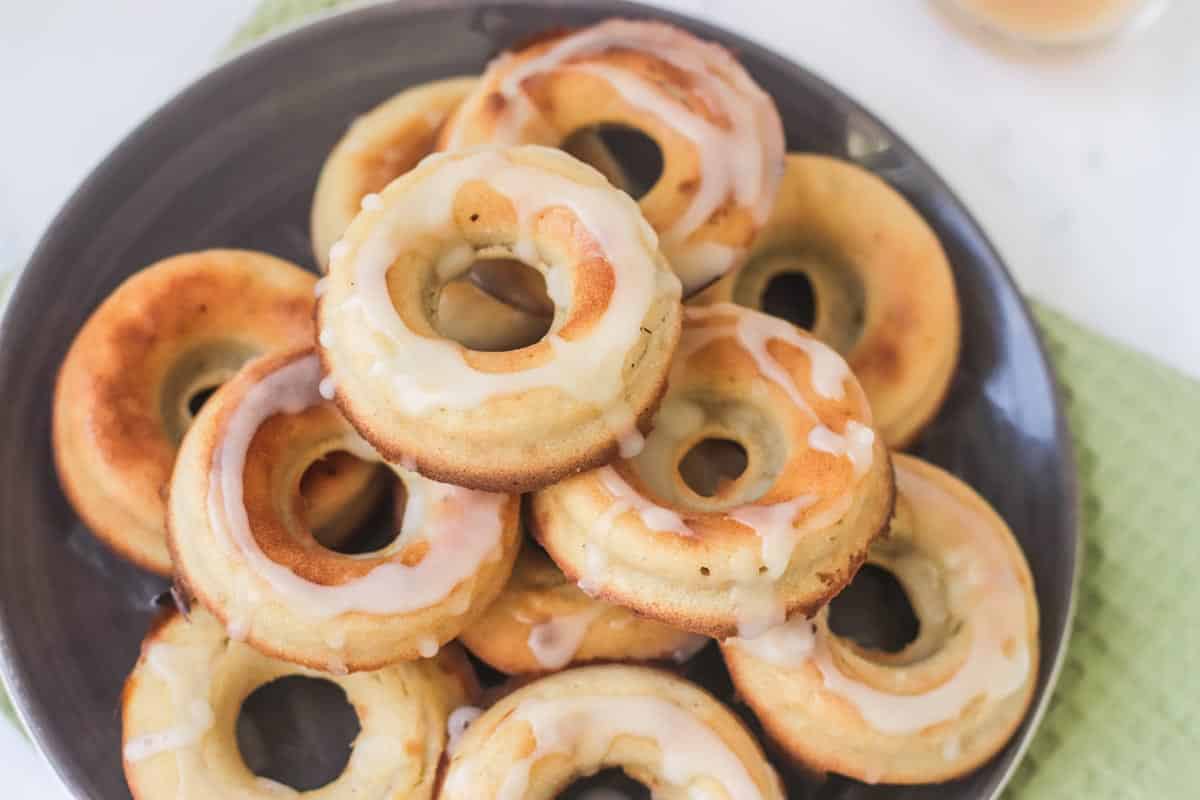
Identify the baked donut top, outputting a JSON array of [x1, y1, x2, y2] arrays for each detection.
[[729, 455, 1036, 737], [317, 145, 681, 454], [440, 19, 785, 293], [611, 303, 876, 549], [200, 350, 510, 621]]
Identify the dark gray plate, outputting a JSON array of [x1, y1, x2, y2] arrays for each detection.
[[0, 2, 1078, 798]]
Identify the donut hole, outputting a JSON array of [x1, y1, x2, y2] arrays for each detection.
[[828, 564, 920, 653], [633, 397, 786, 514], [761, 271, 817, 331], [298, 451, 393, 552], [186, 383, 221, 417], [678, 438, 749, 498], [235, 676, 360, 792], [434, 259, 553, 352], [161, 343, 258, 444], [563, 124, 664, 199], [736, 253, 867, 353], [558, 768, 651, 799], [319, 478, 404, 556]]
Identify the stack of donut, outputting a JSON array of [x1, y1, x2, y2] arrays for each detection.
[[52, 18, 1040, 799]]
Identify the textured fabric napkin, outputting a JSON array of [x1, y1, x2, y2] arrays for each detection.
[[4, 4, 1199, 799]]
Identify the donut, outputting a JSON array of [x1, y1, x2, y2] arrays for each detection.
[[316, 145, 683, 493], [53, 249, 380, 575], [312, 77, 478, 272], [440, 664, 785, 799], [312, 78, 564, 354], [532, 303, 895, 639], [438, 19, 786, 295], [122, 608, 477, 799], [692, 154, 960, 448], [721, 454, 1039, 784], [459, 539, 709, 674], [167, 348, 522, 672]]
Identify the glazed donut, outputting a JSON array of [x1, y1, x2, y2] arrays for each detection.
[[440, 664, 785, 799], [316, 145, 683, 493], [167, 348, 522, 672], [459, 539, 708, 674], [722, 454, 1039, 784], [692, 154, 960, 448], [311, 77, 561, 353], [438, 19, 786, 295], [312, 77, 478, 271], [533, 303, 895, 639], [122, 608, 477, 799], [53, 249, 380, 575]]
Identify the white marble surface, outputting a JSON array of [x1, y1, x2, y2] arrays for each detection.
[[0, 0, 1196, 796]]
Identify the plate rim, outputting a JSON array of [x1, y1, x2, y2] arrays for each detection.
[[0, 1, 1081, 798]]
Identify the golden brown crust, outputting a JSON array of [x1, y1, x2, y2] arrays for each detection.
[[532, 305, 895, 638], [52, 249, 366, 576]]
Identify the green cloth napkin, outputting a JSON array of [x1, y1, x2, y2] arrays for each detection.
[[4, 4, 1199, 799]]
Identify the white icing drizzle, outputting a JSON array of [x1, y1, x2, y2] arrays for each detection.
[[729, 495, 817, 579], [313, 277, 329, 298], [317, 375, 337, 401], [449, 696, 762, 800], [123, 644, 217, 763], [447, 706, 483, 756], [728, 465, 1033, 737], [576, 305, 873, 637], [418, 637, 440, 658], [327, 147, 674, 451], [526, 605, 607, 670], [449, 19, 784, 292], [596, 466, 690, 534], [681, 304, 873, 477], [578, 541, 610, 597], [808, 421, 875, 480], [729, 581, 787, 640], [360, 193, 383, 211], [329, 240, 349, 264], [206, 354, 508, 621], [683, 304, 849, 402]]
